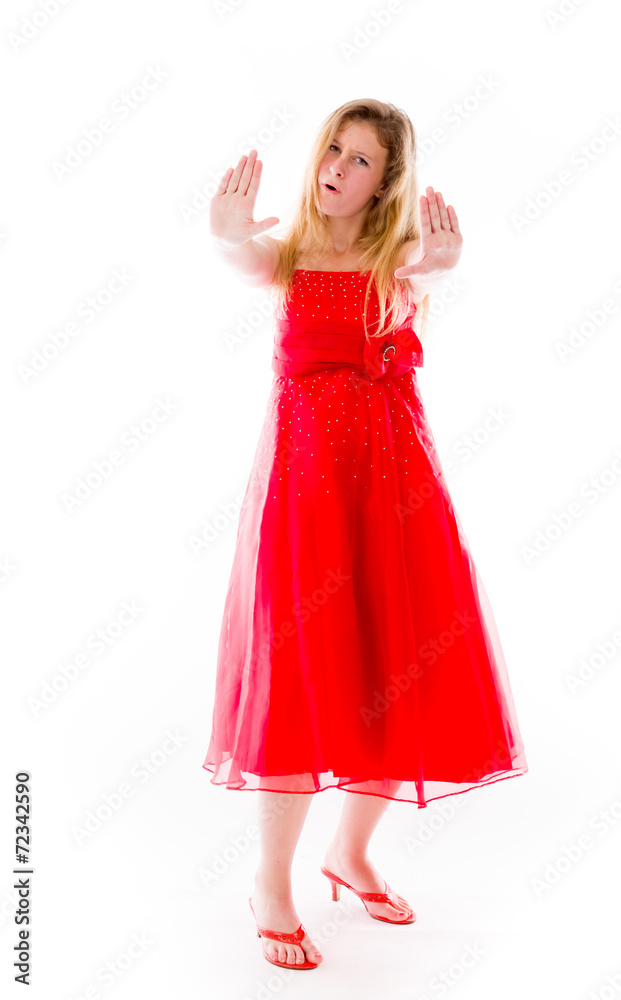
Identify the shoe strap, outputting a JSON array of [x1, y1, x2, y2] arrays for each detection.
[[356, 882, 396, 904], [256, 922, 306, 944], [322, 869, 408, 910]]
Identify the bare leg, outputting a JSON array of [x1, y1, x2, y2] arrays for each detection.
[[322, 782, 413, 920], [251, 790, 323, 966]]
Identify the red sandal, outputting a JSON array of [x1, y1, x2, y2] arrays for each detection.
[[320, 866, 416, 924], [248, 897, 320, 970]]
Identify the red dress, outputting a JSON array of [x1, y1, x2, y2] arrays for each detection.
[[202, 268, 528, 807]]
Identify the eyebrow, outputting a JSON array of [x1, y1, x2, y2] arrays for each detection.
[[332, 141, 374, 162]]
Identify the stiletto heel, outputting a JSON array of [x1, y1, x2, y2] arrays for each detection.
[[248, 898, 320, 970], [327, 877, 341, 901], [320, 866, 416, 924]]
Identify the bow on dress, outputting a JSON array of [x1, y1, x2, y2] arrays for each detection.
[[362, 325, 424, 381]]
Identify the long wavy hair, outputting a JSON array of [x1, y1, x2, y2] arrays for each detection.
[[270, 98, 429, 344]]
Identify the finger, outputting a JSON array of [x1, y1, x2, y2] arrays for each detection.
[[446, 204, 462, 236], [215, 166, 234, 196], [229, 150, 258, 195], [419, 194, 432, 238], [426, 185, 442, 232], [394, 261, 425, 279], [225, 152, 249, 195], [250, 216, 280, 237], [434, 190, 451, 230], [238, 149, 260, 197], [243, 156, 264, 201]]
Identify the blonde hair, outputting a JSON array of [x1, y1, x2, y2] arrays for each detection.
[[270, 98, 430, 343]]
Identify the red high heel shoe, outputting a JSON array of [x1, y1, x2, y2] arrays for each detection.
[[320, 866, 416, 924], [248, 898, 320, 970]]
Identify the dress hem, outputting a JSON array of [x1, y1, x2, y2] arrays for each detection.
[[201, 762, 528, 809]]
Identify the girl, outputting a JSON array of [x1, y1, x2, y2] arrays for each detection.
[[204, 99, 528, 971]]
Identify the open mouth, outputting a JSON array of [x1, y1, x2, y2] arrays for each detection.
[[324, 183, 340, 193]]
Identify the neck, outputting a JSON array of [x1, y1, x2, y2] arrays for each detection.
[[324, 215, 367, 256]]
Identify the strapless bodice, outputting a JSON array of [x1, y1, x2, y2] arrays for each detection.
[[271, 269, 423, 381]]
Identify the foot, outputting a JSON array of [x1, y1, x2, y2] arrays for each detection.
[[251, 871, 323, 967], [322, 841, 413, 922]]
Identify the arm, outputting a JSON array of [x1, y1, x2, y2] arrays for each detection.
[[213, 234, 281, 288], [210, 149, 281, 287]]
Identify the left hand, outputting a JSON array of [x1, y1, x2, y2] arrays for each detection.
[[394, 186, 463, 280]]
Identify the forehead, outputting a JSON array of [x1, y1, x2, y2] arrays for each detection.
[[333, 121, 384, 152]]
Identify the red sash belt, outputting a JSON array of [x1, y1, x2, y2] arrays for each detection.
[[271, 318, 424, 381]]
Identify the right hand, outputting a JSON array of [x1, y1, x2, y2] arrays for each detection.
[[210, 149, 280, 248]]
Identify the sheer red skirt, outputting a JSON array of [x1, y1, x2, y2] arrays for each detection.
[[202, 364, 527, 807]]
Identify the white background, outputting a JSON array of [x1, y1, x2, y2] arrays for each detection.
[[2, 0, 621, 997]]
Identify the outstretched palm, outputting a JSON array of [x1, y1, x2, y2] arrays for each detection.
[[210, 148, 279, 248], [394, 186, 463, 279]]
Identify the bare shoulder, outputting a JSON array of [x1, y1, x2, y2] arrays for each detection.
[[395, 238, 421, 269]]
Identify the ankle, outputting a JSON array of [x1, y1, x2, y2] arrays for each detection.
[[254, 865, 293, 898], [326, 838, 368, 866]]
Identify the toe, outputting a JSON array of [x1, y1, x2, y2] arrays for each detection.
[[369, 900, 410, 920], [305, 936, 322, 964]]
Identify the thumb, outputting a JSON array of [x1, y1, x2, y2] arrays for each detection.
[[250, 217, 280, 237], [394, 253, 428, 280]]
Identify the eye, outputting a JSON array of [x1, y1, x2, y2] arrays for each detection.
[[329, 144, 368, 166]]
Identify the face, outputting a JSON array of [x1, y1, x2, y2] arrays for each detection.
[[318, 121, 388, 217]]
